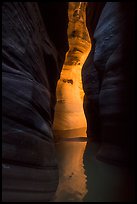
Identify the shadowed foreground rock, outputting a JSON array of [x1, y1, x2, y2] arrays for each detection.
[[2, 2, 68, 202], [82, 2, 135, 166]]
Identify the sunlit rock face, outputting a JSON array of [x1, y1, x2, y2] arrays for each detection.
[[53, 2, 91, 136]]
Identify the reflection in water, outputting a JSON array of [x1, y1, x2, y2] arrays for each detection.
[[53, 140, 87, 202], [53, 140, 135, 202]]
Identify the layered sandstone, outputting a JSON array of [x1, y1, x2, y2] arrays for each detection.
[[53, 2, 91, 136]]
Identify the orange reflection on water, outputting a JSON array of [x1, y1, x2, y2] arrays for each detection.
[[53, 139, 87, 202]]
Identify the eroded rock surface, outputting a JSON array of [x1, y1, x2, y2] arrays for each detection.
[[53, 2, 91, 136], [2, 2, 68, 201], [82, 2, 135, 165]]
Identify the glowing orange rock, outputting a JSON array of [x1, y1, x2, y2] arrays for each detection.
[[53, 2, 91, 137]]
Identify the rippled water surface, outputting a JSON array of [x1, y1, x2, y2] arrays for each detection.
[[53, 138, 134, 202]]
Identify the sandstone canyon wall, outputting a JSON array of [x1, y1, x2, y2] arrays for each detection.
[[53, 2, 91, 138], [2, 2, 69, 202], [82, 2, 135, 165]]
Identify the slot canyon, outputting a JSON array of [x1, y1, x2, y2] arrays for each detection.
[[53, 2, 91, 138], [2, 2, 135, 202]]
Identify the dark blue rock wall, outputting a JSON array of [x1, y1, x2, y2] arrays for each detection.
[[2, 2, 68, 201], [82, 2, 135, 165]]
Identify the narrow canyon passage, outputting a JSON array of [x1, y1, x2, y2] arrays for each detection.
[[53, 2, 91, 139], [52, 2, 134, 202], [2, 2, 135, 202]]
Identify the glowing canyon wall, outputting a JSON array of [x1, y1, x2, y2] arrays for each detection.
[[53, 2, 91, 136]]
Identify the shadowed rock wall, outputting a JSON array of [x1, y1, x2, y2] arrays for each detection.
[[2, 2, 68, 201], [82, 2, 135, 165]]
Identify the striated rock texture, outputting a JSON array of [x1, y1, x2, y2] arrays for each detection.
[[53, 2, 91, 136], [82, 2, 135, 165], [2, 2, 68, 202]]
